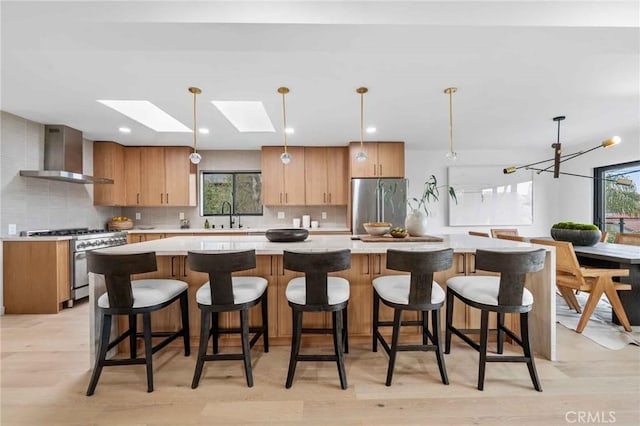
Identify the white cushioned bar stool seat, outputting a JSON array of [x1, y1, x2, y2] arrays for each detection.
[[187, 250, 269, 389], [98, 279, 188, 309], [446, 275, 533, 307], [283, 249, 351, 390], [196, 277, 268, 306], [286, 276, 349, 306], [373, 275, 445, 306], [86, 252, 190, 396], [445, 249, 546, 392], [372, 249, 453, 386]]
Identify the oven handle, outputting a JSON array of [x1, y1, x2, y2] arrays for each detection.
[[75, 251, 87, 260]]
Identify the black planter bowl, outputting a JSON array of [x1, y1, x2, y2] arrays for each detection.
[[265, 228, 309, 243], [550, 228, 601, 246]]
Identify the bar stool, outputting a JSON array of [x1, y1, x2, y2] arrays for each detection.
[[188, 250, 268, 388], [86, 251, 190, 396], [445, 249, 546, 391], [372, 248, 453, 386], [283, 249, 351, 389]]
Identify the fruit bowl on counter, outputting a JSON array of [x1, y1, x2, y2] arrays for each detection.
[[363, 222, 392, 236], [108, 216, 133, 230]]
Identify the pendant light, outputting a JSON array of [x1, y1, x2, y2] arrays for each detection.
[[355, 87, 368, 162], [188, 86, 202, 165], [444, 87, 458, 161], [278, 87, 291, 164]]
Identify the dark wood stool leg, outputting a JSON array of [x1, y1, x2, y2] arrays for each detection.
[[477, 310, 489, 391], [191, 309, 210, 389], [180, 292, 191, 356], [240, 309, 254, 387], [211, 312, 219, 354], [286, 309, 302, 389], [86, 313, 112, 396], [422, 311, 428, 345], [261, 292, 269, 353], [333, 310, 348, 389], [385, 309, 402, 386], [497, 312, 504, 354], [372, 291, 380, 352], [343, 306, 349, 354], [521, 312, 542, 392], [445, 291, 454, 354], [432, 308, 449, 385], [128, 314, 137, 359], [142, 312, 154, 392]]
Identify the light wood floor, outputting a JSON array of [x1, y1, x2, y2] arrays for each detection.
[[1, 300, 639, 426]]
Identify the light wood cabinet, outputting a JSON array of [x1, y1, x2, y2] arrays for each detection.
[[349, 142, 405, 178], [3, 240, 70, 314], [304, 147, 348, 205], [93, 142, 125, 206], [126, 233, 165, 244], [126, 146, 196, 207], [261, 146, 305, 205]]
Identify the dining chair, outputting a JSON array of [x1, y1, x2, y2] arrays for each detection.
[[530, 239, 632, 333], [187, 250, 268, 388], [445, 249, 546, 391], [283, 249, 351, 389], [490, 228, 519, 238], [86, 251, 190, 396], [614, 233, 640, 246], [372, 248, 453, 386], [468, 231, 490, 238]]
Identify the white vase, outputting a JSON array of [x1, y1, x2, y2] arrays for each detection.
[[405, 209, 429, 236]]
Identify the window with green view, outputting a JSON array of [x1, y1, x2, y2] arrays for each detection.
[[201, 171, 262, 216]]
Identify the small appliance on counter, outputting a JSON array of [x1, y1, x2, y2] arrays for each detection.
[[180, 219, 190, 229]]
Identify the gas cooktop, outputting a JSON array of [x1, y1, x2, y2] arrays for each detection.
[[21, 228, 116, 237]]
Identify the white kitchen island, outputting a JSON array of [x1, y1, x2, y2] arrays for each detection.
[[90, 234, 556, 361]]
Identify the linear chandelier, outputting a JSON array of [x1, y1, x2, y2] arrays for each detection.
[[503, 116, 625, 183]]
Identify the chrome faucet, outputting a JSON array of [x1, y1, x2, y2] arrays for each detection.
[[221, 201, 234, 229]]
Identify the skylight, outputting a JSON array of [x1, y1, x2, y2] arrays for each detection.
[[97, 100, 191, 132], [211, 101, 275, 132]]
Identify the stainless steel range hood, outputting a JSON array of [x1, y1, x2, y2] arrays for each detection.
[[19, 125, 113, 184]]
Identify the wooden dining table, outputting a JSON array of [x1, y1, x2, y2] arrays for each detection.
[[571, 242, 640, 325]]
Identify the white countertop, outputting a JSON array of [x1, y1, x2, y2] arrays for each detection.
[[96, 234, 543, 256], [2, 235, 74, 242], [127, 227, 350, 234]]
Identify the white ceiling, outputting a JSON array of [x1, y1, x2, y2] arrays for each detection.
[[2, 1, 639, 152]]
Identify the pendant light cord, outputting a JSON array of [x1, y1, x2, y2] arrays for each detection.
[[448, 89, 454, 154], [281, 89, 288, 154], [360, 91, 364, 149], [193, 91, 198, 152]]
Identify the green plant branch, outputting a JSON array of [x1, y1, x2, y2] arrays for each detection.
[[407, 174, 458, 215]]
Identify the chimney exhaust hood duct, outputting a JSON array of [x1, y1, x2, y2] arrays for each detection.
[[20, 125, 113, 184]]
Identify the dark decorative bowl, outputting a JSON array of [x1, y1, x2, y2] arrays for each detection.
[[265, 228, 309, 243], [550, 228, 601, 246]]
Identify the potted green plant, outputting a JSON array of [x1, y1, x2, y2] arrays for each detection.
[[550, 222, 602, 246], [406, 174, 457, 236]]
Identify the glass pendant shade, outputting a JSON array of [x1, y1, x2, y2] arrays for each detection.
[[355, 150, 368, 162], [445, 151, 458, 161], [189, 152, 202, 164], [280, 151, 291, 164]]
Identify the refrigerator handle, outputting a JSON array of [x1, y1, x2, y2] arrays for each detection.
[[379, 185, 385, 222]]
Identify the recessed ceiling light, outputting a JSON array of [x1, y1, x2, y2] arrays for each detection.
[[198, 128, 210, 134], [118, 127, 131, 133], [97, 100, 190, 132], [366, 127, 377, 134], [285, 128, 294, 134], [211, 101, 275, 132]]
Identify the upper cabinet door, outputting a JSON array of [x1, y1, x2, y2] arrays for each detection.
[[261, 146, 286, 205], [164, 147, 196, 206], [282, 146, 306, 205], [377, 142, 405, 178], [326, 147, 348, 204], [124, 147, 142, 206], [304, 147, 329, 205], [93, 141, 125, 206], [349, 142, 377, 178], [140, 147, 166, 206]]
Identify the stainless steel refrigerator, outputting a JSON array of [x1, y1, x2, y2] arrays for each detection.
[[351, 178, 408, 236]]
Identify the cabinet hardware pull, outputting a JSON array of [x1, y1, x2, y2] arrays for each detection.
[[160, 193, 164, 204], [182, 256, 188, 277], [324, 193, 326, 203], [137, 193, 140, 204], [373, 164, 377, 176], [280, 193, 282, 203], [166, 193, 169, 204], [379, 164, 382, 175], [285, 193, 288, 203], [328, 193, 331, 203], [170, 256, 176, 277]]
